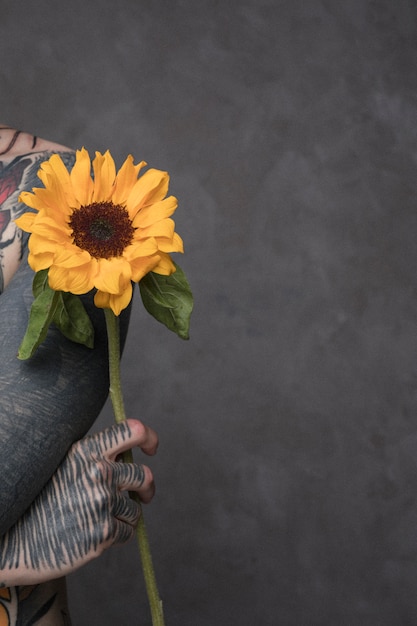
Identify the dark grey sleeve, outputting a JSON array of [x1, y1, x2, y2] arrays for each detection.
[[0, 247, 131, 535]]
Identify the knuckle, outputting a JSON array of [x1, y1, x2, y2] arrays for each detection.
[[117, 524, 135, 544], [89, 459, 107, 479], [101, 518, 116, 544]]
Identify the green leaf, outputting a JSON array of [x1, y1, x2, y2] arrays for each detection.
[[139, 262, 193, 339], [18, 284, 60, 359], [32, 268, 50, 298], [53, 291, 95, 349], [18, 269, 95, 359]]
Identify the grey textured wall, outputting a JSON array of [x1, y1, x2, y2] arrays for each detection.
[[2, 1, 417, 624]]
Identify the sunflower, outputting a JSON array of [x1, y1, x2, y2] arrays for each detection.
[[15, 148, 183, 315]]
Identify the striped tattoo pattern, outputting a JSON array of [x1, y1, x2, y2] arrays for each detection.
[[0, 422, 144, 578]]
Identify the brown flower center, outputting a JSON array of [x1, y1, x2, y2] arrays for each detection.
[[69, 202, 134, 259]]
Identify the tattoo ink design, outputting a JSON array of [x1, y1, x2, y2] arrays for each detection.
[[0, 584, 71, 626], [0, 145, 75, 294], [0, 159, 31, 206], [0, 129, 22, 156], [0, 422, 145, 581], [0, 587, 17, 625], [0, 127, 38, 156], [0, 158, 31, 294]]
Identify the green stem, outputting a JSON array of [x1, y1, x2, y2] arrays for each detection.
[[104, 308, 165, 626]]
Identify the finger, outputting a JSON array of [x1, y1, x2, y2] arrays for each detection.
[[113, 494, 141, 526], [79, 420, 158, 461], [111, 461, 156, 504], [105, 419, 158, 460], [132, 464, 155, 504], [121, 419, 159, 457], [112, 519, 135, 545], [111, 461, 145, 490]]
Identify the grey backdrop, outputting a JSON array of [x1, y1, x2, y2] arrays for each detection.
[[2, 1, 417, 624]]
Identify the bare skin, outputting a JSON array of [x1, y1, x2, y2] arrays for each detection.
[[0, 127, 158, 624]]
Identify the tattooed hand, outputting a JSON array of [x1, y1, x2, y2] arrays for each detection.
[[0, 419, 158, 586]]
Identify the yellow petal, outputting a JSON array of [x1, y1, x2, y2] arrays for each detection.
[[34, 175, 73, 221], [125, 238, 158, 258], [152, 252, 176, 275], [53, 246, 92, 268], [49, 263, 95, 294], [94, 284, 133, 315], [129, 254, 161, 283], [92, 150, 116, 202], [132, 196, 178, 229], [93, 289, 111, 309], [156, 231, 184, 253], [27, 250, 55, 272], [70, 148, 94, 205], [95, 257, 132, 294], [126, 169, 170, 217], [111, 284, 133, 315], [28, 232, 61, 255], [48, 154, 71, 184], [18, 190, 41, 211], [37, 162, 53, 188], [31, 215, 72, 240], [138, 217, 175, 240], [40, 154, 77, 207], [15, 212, 36, 232], [112, 155, 147, 205]]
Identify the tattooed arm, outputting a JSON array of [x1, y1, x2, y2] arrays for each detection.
[[0, 127, 124, 535], [0, 419, 157, 586], [0, 422, 157, 624], [0, 128, 158, 622]]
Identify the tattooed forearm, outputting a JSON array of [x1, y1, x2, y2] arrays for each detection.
[[0, 420, 155, 586]]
